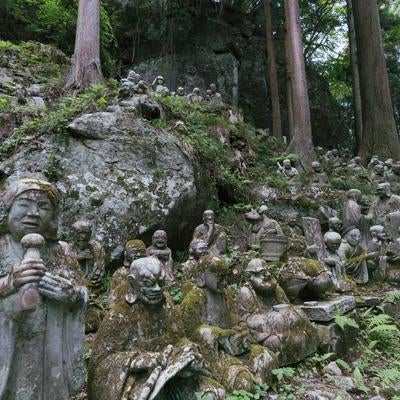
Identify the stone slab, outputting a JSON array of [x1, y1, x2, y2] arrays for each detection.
[[355, 295, 381, 308], [299, 296, 356, 322]]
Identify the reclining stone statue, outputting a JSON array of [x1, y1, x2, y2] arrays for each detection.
[[0, 178, 87, 400]]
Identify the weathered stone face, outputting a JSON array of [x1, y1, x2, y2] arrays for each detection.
[[1, 112, 210, 252]]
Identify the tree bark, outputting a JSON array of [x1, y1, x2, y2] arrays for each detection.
[[285, 22, 294, 143], [264, 0, 282, 140], [346, 0, 362, 154], [65, 0, 103, 90], [284, 0, 316, 169], [352, 0, 400, 160]]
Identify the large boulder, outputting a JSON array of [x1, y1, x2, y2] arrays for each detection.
[[0, 112, 211, 253]]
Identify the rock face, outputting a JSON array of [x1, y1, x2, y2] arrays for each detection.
[[0, 112, 209, 252]]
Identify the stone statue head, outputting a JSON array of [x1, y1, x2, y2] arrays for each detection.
[[352, 156, 362, 165], [72, 220, 92, 249], [328, 217, 342, 233], [203, 210, 215, 225], [282, 159, 292, 169], [346, 189, 361, 202], [332, 149, 339, 157], [210, 83, 217, 93], [118, 80, 133, 100], [311, 161, 321, 173], [124, 239, 146, 267], [370, 225, 385, 241], [196, 255, 229, 294], [257, 205, 268, 216], [127, 257, 165, 305], [315, 146, 324, 156], [373, 163, 385, 175], [127, 70, 141, 82], [193, 87, 200, 95], [206, 89, 212, 96], [324, 231, 342, 252], [376, 182, 391, 199], [392, 164, 400, 176], [176, 87, 185, 96], [156, 76, 164, 84], [152, 230, 168, 249], [343, 227, 361, 246], [4, 178, 60, 241], [385, 159, 393, 169], [245, 258, 276, 297], [189, 239, 209, 260]]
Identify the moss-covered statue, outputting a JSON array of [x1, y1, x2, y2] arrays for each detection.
[[237, 259, 319, 366], [0, 178, 87, 400], [193, 210, 228, 257], [181, 239, 209, 281], [88, 256, 225, 400], [146, 230, 174, 282], [180, 256, 277, 392], [367, 182, 400, 226]]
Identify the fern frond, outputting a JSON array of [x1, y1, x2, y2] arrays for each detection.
[[373, 367, 400, 386], [334, 314, 359, 330], [366, 314, 393, 329]]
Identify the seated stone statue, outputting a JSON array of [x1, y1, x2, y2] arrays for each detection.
[[322, 232, 352, 292], [324, 149, 342, 168], [152, 75, 170, 95], [388, 163, 400, 193], [237, 258, 318, 366], [187, 87, 203, 104], [384, 158, 394, 178], [193, 210, 228, 257], [328, 216, 343, 234], [70, 220, 106, 285], [369, 163, 386, 184], [109, 239, 146, 305], [175, 86, 185, 97], [366, 225, 387, 282], [277, 159, 299, 181], [385, 226, 400, 284], [367, 182, 400, 226], [310, 161, 328, 185], [0, 178, 87, 400], [209, 83, 223, 106], [348, 156, 365, 174], [146, 230, 174, 282], [282, 212, 306, 256], [89, 257, 225, 400], [368, 155, 381, 171], [338, 226, 369, 284], [342, 189, 362, 229], [181, 239, 209, 281], [181, 256, 277, 391]]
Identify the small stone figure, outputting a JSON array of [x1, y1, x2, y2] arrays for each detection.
[[385, 226, 400, 284], [367, 182, 400, 226], [175, 86, 185, 97], [369, 163, 386, 184], [181, 256, 276, 391], [328, 216, 343, 234], [323, 232, 352, 292], [324, 149, 341, 168], [282, 212, 306, 256], [181, 239, 209, 280], [342, 189, 362, 229], [152, 75, 170, 95], [368, 155, 381, 171], [237, 258, 319, 366], [388, 163, 400, 191], [366, 225, 387, 281], [70, 220, 106, 284], [0, 178, 87, 400], [338, 226, 368, 284], [310, 161, 328, 185], [146, 230, 174, 282], [187, 87, 203, 103], [193, 210, 228, 257], [89, 257, 225, 400], [209, 83, 223, 106], [348, 156, 365, 174], [277, 159, 299, 181]]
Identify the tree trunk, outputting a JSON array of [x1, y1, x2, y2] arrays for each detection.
[[352, 0, 400, 160], [285, 22, 294, 144], [284, 0, 316, 169], [264, 0, 282, 140], [346, 0, 362, 154], [65, 0, 103, 90]]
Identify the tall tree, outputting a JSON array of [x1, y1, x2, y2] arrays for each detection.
[[284, 0, 316, 169], [264, 0, 282, 140], [346, 0, 362, 152], [65, 0, 103, 89], [352, 0, 400, 160]]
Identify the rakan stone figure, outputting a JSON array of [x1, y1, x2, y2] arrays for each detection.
[[0, 178, 87, 400], [146, 230, 174, 282]]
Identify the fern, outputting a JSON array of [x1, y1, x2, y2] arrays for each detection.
[[353, 367, 369, 394], [369, 324, 399, 334], [366, 314, 394, 329], [373, 367, 400, 386], [335, 358, 352, 372], [384, 290, 400, 303], [333, 314, 359, 330]]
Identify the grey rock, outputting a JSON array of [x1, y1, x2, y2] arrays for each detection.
[[331, 376, 355, 393], [30, 96, 45, 108], [323, 361, 342, 376], [0, 112, 210, 252], [305, 387, 353, 400], [301, 296, 356, 322]]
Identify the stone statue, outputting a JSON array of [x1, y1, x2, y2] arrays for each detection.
[[384, 158, 394, 177], [209, 83, 223, 106], [338, 226, 369, 284], [146, 230, 174, 282], [181, 256, 276, 391], [367, 182, 400, 226], [282, 212, 305, 256], [366, 225, 387, 281], [237, 258, 319, 366], [277, 159, 299, 181], [342, 189, 362, 229], [348, 156, 365, 174], [89, 257, 225, 400], [385, 226, 400, 284], [0, 178, 87, 400], [70, 220, 106, 285], [310, 161, 328, 185], [369, 163, 386, 184], [388, 163, 400, 192], [322, 232, 352, 292], [175, 86, 185, 97], [368, 155, 381, 171], [152, 75, 170, 95], [193, 210, 228, 257], [181, 239, 209, 281], [109, 239, 146, 305], [328, 216, 343, 234], [324, 149, 341, 168], [187, 87, 203, 104]]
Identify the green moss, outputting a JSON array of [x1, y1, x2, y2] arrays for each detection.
[[295, 195, 320, 210]]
